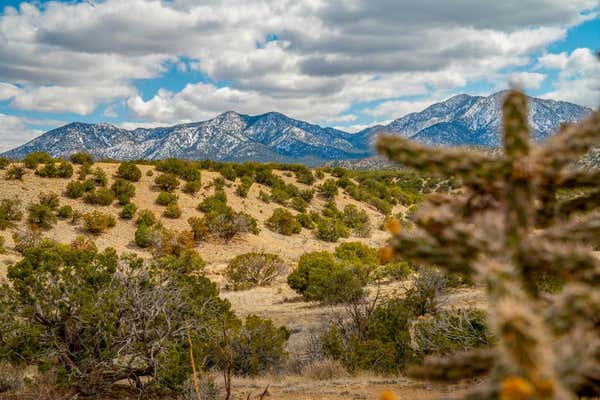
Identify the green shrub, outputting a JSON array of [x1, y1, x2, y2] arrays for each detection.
[[230, 315, 290, 375], [0, 236, 5, 255], [27, 203, 57, 230], [23, 151, 53, 169], [316, 217, 349, 242], [136, 209, 157, 227], [120, 203, 137, 219], [198, 191, 229, 214], [0, 157, 10, 169], [163, 202, 182, 219], [0, 198, 23, 230], [57, 205, 74, 219], [318, 179, 338, 199], [78, 162, 92, 180], [84, 188, 115, 206], [334, 241, 379, 278], [156, 191, 178, 206], [70, 152, 94, 165], [38, 192, 60, 210], [182, 179, 202, 195], [342, 204, 371, 237], [146, 169, 154, 176], [82, 210, 116, 234], [37, 161, 73, 178], [156, 158, 201, 181], [155, 173, 180, 192], [225, 252, 287, 290], [375, 261, 412, 281], [92, 167, 107, 186], [212, 177, 225, 191], [296, 212, 315, 229], [12, 229, 43, 253], [258, 190, 271, 203], [5, 165, 25, 180], [290, 196, 308, 212], [135, 223, 157, 248], [235, 176, 253, 198], [266, 208, 301, 235], [66, 179, 94, 198], [287, 251, 365, 304], [111, 178, 136, 204], [0, 240, 236, 394], [295, 168, 315, 185], [188, 209, 259, 243], [117, 161, 142, 182]]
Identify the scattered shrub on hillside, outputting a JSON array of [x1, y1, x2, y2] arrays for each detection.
[[92, 167, 107, 186], [266, 208, 301, 236], [198, 191, 229, 214], [84, 187, 116, 206], [0, 198, 23, 230], [0, 236, 5, 254], [212, 177, 225, 191], [70, 152, 94, 165], [318, 179, 338, 199], [164, 202, 182, 219], [188, 209, 258, 243], [57, 205, 74, 220], [374, 261, 412, 281], [295, 168, 315, 185], [0, 157, 10, 169], [117, 161, 142, 182], [235, 176, 253, 198], [82, 210, 116, 234], [316, 217, 349, 242], [120, 203, 137, 219], [146, 169, 154, 177], [111, 178, 136, 204], [78, 162, 92, 180], [156, 191, 178, 206], [258, 190, 271, 203], [136, 209, 158, 227], [290, 196, 308, 212], [342, 204, 371, 237], [27, 203, 57, 230], [38, 192, 60, 210], [334, 241, 379, 277], [296, 212, 315, 229], [23, 151, 53, 169], [135, 223, 159, 248], [5, 165, 25, 180], [315, 169, 325, 179], [35, 160, 73, 178], [225, 252, 287, 290], [156, 158, 201, 181], [155, 173, 180, 192], [287, 251, 366, 304], [182, 179, 202, 195], [65, 179, 94, 198]]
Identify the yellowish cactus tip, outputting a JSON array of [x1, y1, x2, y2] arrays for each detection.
[[386, 217, 401, 235], [381, 390, 398, 400], [500, 376, 534, 400]]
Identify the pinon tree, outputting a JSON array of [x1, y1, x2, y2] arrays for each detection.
[[377, 90, 599, 399]]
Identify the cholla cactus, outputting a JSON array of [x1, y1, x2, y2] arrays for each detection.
[[377, 90, 600, 399]]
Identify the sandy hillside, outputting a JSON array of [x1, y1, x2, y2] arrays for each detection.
[[0, 162, 480, 399]]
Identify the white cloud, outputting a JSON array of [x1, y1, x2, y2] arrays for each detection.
[[363, 99, 442, 118], [539, 48, 600, 108], [0, 0, 595, 125], [508, 72, 546, 90], [0, 113, 42, 152]]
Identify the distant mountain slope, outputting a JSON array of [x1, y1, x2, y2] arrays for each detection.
[[2, 91, 592, 164], [352, 91, 592, 148]]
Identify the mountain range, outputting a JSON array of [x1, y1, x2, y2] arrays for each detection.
[[2, 91, 592, 165]]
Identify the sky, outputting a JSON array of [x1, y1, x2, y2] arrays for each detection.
[[0, 0, 598, 152]]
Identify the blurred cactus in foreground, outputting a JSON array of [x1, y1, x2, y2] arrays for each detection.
[[377, 90, 600, 400]]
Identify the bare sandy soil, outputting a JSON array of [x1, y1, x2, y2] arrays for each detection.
[[0, 162, 480, 399]]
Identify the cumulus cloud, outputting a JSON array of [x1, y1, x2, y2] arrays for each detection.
[[0, 0, 595, 127], [508, 72, 547, 90], [0, 113, 42, 152], [539, 48, 600, 108]]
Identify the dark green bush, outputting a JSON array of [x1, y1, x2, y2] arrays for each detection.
[[111, 178, 136, 204], [156, 191, 178, 206], [35, 161, 73, 178], [266, 208, 301, 236], [198, 191, 229, 214], [23, 151, 53, 169], [342, 204, 371, 237], [82, 210, 116, 234], [155, 173, 180, 192], [135, 223, 157, 248], [38, 192, 60, 210], [156, 158, 200, 181], [188, 209, 258, 243], [84, 188, 115, 206], [182, 179, 202, 195], [0, 157, 10, 169], [295, 168, 315, 185], [117, 161, 142, 182], [0, 198, 23, 230], [65, 179, 94, 198], [120, 203, 137, 219], [225, 252, 287, 290], [296, 212, 315, 229], [287, 251, 365, 304], [316, 217, 349, 242], [235, 176, 253, 198], [318, 179, 338, 199], [92, 167, 107, 187], [136, 209, 158, 227], [5, 165, 25, 180], [70, 152, 94, 165], [27, 203, 57, 230], [57, 205, 74, 220], [258, 190, 271, 203]]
